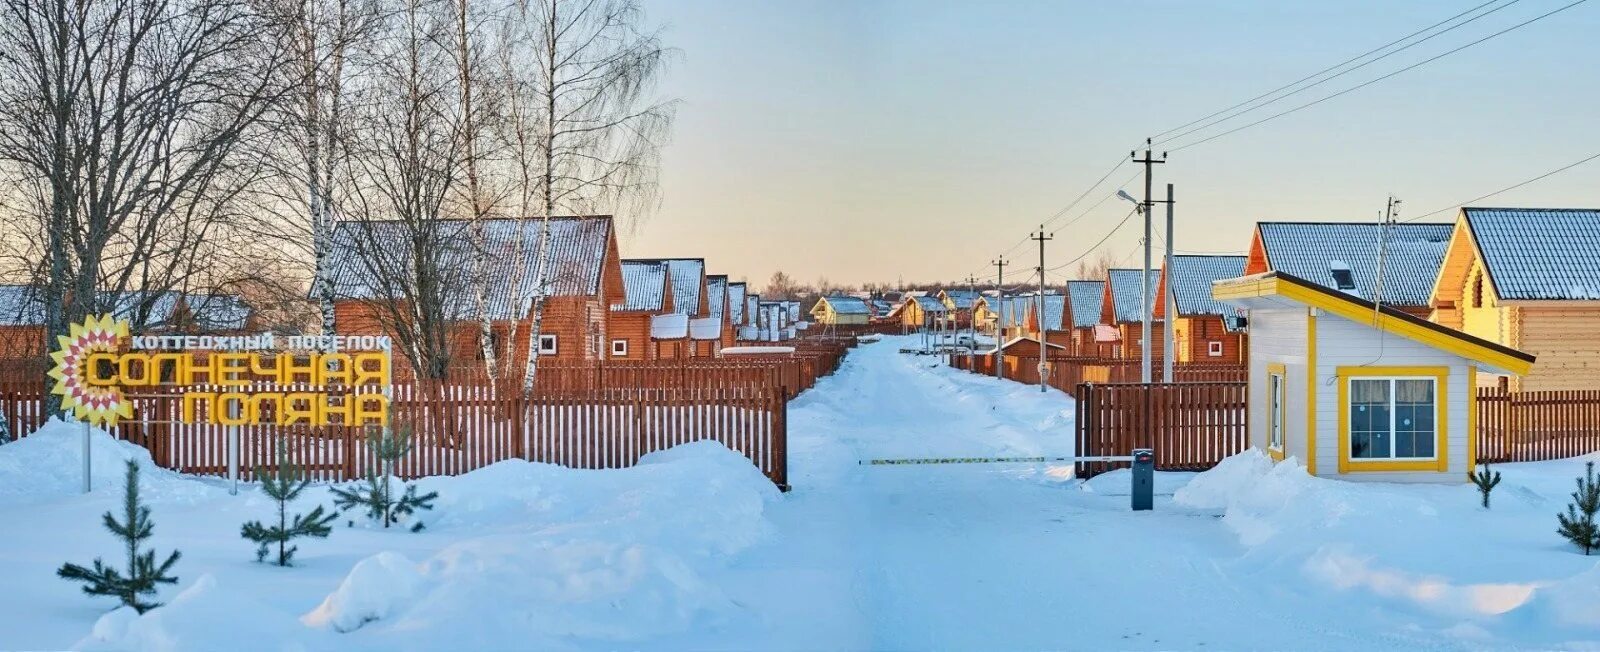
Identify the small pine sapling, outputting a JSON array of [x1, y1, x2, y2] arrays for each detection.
[[330, 424, 437, 530], [1558, 461, 1600, 555], [57, 460, 181, 613], [241, 446, 338, 565], [1470, 463, 1502, 509]]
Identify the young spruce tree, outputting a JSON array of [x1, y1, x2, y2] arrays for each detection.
[[1470, 463, 1502, 509], [330, 424, 437, 531], [58, 460, 181, 613], [1558, 461, 1600, 555], [241, 446, 338, 566]]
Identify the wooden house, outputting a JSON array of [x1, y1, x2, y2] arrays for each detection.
[[609, 259, 675, 360], [698, 274, 731, 356], [656, 258, 709, 357], [867, 297, 895, 322], [1065, 280, 1112, 357], [890, 295, 948, 331], [937, 289, 981, 327], [1216, 270, 1533, 484], [1155, 255, 1248, 363], [1429, 207, 1600, 391], [1100, 269, 1164, 360], [328, 216, 625, 374], [811, 295, 872, 326], [1022, 293, 1074, 351], [973, 295, 1029, 340], [0, 285, 45, 358], [1244, 221, 1452, 318]]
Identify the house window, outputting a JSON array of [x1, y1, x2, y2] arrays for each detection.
[[1207, 341, 1223, 357], [1267, 367, 1286, 455], [611, 339, 628, 357], [1348, 377, 1437, 460], [538, 334, 558, 356]]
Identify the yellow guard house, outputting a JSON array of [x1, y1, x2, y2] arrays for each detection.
[[1429, 207, 1600, 391], [1215, 271, 1534, 483]]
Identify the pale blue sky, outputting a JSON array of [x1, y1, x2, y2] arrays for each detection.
[[624, 0, 1599, 287]]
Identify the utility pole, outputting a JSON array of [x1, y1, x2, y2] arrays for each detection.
[[1373, 195, 1401, 322], [1131, 139, 1166, 384], [1031, 226, 1052, 393], [992, 256, 1007, 379], [1163, 184, 1175, 383]]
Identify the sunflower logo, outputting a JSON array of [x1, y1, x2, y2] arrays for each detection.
[[49, 314, 133, 427]]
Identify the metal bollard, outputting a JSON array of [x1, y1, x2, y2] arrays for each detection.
[[1131, 448, 1154, 511]]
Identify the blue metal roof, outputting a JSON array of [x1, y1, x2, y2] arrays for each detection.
[[820, 295, 871, 315], [1066, 281, 1104, 329], [663, 259, 706, 316], [0, 285, 44, 326], [1257, 222, 1451, 307], [1106, 269, 1162, 323], [727, 283, 747, 324], [940, 289, 980, 309], [619, 260, 668, 311], [1036, 294, 1066, 330], [1464, 208, 1600, 301], [707, 275, 729, 321], [1167, 255, 1246, 317], [913, 295, 948, 312]]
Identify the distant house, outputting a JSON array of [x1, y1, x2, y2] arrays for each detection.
[[1155, 255, 1248, 363], [1429, 207, 1600, 391], [727, 282, 748, 333], [1216, 270, 1533, 484], [0, 285, 45, 358], [1024, 293, 1072, 351], [611, 259, 674, 360], [889, 295, 948, 331], [811, 295, 872, 325], [1100, 269, 1164, 360], [937, 288, 981, 327], [1244, 221, 1452, 318], [328, 216, 625, 372], [973, 295, 1031, 339], [1065, 281, 1111, 357], [867, 298, 895, 321], [706, 275, 734, 351]]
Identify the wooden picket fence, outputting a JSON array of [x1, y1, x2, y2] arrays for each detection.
[[950, 354, 1246, 399], [1476, 388, 1600, 465], [1074, 382, 1248, 478]]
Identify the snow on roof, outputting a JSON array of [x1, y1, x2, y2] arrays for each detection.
[[1036, 294, 1067, 330], [1166, 255, 1247, 317], [723, 346, 794, 355], [746, 294, 760, 325], [619, 260, 668, 311], [185, 294, 251, 331], [0, 285, 45, 326], [1464, 208, 1600, 301], [913, 295, 948, 312], [650, 313, 688, 339], [737, 325, 759, 340], [689, 317, 721, 340], [663, 259, 706, 317], [1066, 281, 1104, 329], [940, 289, 980, 309], [707, 275, 729, 321], [327, 216, 614, 319], [1257, 221, 1451, 307], [1106, 269, 1162, 323], [727, 282, 747, 325], [820, 295, 871, 315], [101, 290, 186, 328], [1094, 323, 1122, 342]]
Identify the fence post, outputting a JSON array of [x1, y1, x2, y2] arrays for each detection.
[[773, 386, 789, 491], [1077, 382, 1094, 478]]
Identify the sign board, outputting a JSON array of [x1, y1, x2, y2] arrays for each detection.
[[50, 314, 392, 429]]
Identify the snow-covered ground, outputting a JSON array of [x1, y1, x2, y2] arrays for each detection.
[[3, 334, 1600, 650]]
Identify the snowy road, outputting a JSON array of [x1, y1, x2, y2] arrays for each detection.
[[684, 336, 1513, 651]]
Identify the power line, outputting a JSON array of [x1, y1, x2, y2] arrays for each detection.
[[1152, 0, 1521, 146], [1402, 150, 1600, 222], [1043, 207, 1141, 272], [1167, 0, 1589, 152]]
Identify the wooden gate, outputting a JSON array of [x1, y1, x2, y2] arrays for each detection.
[[1074, 381, 1248, 478]]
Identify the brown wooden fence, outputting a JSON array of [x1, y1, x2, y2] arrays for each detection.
[[951, 354, 1246, 399], [1074, 382, 1248, 478], [1476, 388, 1600, 465]]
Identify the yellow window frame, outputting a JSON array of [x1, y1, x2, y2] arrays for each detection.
[[1265, 362, 1287, 461], [1336, 365, 1450, 473]]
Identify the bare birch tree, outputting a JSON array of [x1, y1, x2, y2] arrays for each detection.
[[0, 0, 293, 406], [512, 0, 674, 396]]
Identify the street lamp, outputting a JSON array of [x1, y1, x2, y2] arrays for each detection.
[[1116, 189, 1143, 212]]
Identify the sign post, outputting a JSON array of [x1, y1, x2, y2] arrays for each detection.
[[81, 419, 91, 494]]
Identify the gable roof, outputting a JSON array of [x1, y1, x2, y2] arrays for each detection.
[[1066, 281, 1104, 329], [0, 285, 45, 326], [327, 216, 615, 319], [939, 288, 980, 309], [1254, 222, 1451, 307], [619, 259, 670, 311], [1162, 255, 1247, 317], [819, 295, 871, 315], [707, 275, 729, 321], [1032, 294, 1067, 331], [727, 283, 747, 324], [102, 290, 186, 328], [913, 295, 948, 312], [1214, 270, 1535, 376], [979, 295, 1031, 328], [1104, 269, 1162, 323], [1460, 207, 1600, 301], [662, 259, 706, 317], [185, 294, 252, 331]]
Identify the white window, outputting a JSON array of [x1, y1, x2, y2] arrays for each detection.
[[1348, 377, 1437, 460], [1268, 370, 1285, 452], [1207, 340, 1224, 357], [538, 334, 558, 356], [611, 339, 628, 357]]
